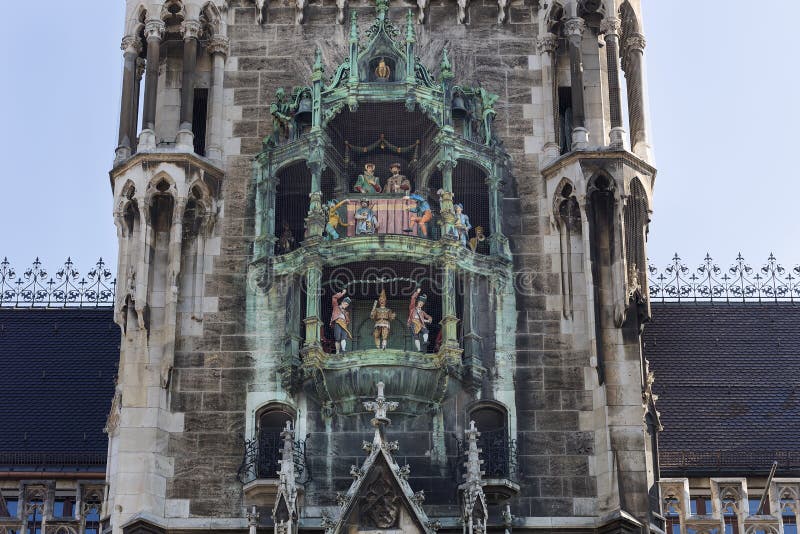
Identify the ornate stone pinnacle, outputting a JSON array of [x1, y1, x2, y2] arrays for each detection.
[[349, 10, 359, 42], [363, 382, 398, 428], [464, 420, 484, 485], [313, 47, 324, 75]]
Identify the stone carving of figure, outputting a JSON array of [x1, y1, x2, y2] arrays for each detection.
[[330, 289, 352, 353], [375, 58, 391, 80], [476, 87, 499, 145], [407, 287, 432, 352], [354, 163, 382, 194], [405, 193, 432, 238], [277, 222, 296, 253], [384, 163, 411, 193], [269, 87, 295, 145], [325, 199, 349, 240], [355, 199, 379, 235], [453, 203, 472, 247], [468, 226, 489, 254], [370, 288, 396, 350]]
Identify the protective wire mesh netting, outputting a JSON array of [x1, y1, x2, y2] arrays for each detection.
[[321, 261, 443, 353], [275, 102, 491, 253]]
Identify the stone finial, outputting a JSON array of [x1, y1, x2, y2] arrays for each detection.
[[406, 9, 417, 41], [464, 420, 484, 484], [313, 47, 325, 75], [363, 382, 399, 428], [349, 10, 359, 42], [462, 421, 488, 534]]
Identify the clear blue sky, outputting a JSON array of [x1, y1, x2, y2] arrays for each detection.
[[0, 2, 797, 276]]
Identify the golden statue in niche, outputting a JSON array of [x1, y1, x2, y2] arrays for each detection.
[[375, 58, 391, 80]]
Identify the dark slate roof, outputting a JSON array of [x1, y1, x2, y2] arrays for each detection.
[[644, 303, 800, 475], [0, 308, 118, 471]]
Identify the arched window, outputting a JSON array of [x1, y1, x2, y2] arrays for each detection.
[[274, 162, 311, 254], [256, 406, 295, 479], [453, 160, 490, 255], [468, 404, 510, 478]]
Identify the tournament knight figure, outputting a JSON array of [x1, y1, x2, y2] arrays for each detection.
[[370, 289, 396, 350], [330, 289, 352, 353], [407, 287, 432, 352]]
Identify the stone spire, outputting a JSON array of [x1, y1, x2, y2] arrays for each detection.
[[273, 421, 299, 534], [462, 420, 488, 534]]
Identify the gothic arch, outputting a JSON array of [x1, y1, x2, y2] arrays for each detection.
[[127, 4, 149, 36], [161, 0, 186, 23], [200, 2, 223, 36]]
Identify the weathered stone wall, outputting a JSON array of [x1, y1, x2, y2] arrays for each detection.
[[161, 0, 641, 527]]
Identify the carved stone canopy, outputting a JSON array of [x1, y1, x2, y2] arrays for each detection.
[[327, 384, 435, 534]]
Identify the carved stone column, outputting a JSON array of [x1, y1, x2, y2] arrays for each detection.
[[131, 58, 145, 153], [439, 257, 461, 365], [303, 260, 323, 347], [565, 17, 589, 150], [487, 166, 510, 258], [537, 33, 560, 162], [206, 37, 229, 162], [177, 20, 201, 150], [140, 19, 165, 149], [623, 33, 650, 158], [601, 17, 626, 148], [116, 36, 142, 163]]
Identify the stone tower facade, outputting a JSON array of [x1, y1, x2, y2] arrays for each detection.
[[106, 0, 658, 533]]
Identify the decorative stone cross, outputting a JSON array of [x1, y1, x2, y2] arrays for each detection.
[[363, 381, 399, 429]]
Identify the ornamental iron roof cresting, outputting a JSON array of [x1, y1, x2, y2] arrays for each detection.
[[0, 257, 116, 308], [648, 253, 800, 303]]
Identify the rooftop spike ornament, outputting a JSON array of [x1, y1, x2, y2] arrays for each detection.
[[273, 421, 300, 534], [461, 420, 488, 534]]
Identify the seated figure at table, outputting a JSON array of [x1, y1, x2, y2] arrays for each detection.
[[355, 199, 379, 235], [354, 162, 382, 194], [384, 163, 411, 194], [405, 193, 432, 238]]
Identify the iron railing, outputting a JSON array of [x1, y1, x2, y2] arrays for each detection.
[[451, 429, 519, 483], [0, 257, 115, 308], [648, 253, 800, 303], [237, 431, 310, 485], [660, 450, 800, 472]]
